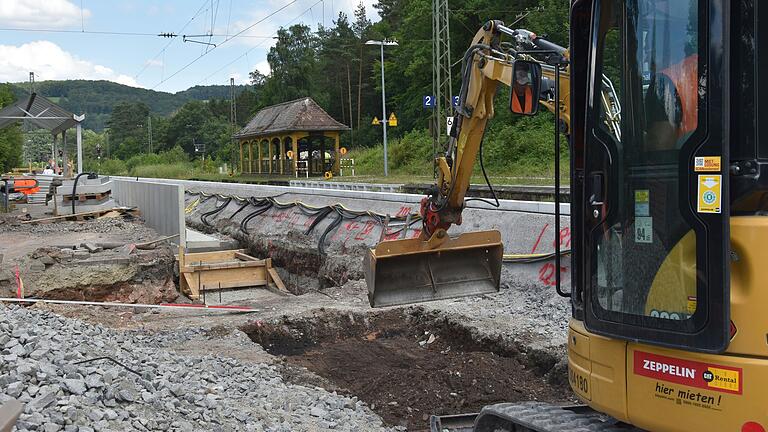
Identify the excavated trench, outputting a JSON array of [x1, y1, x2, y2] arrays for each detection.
[[188, 217, 368, 295], [240, 308, 573, 431]]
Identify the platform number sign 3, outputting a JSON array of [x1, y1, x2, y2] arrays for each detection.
[[453, 95, 460, 107], [423, 95, 435, 108]]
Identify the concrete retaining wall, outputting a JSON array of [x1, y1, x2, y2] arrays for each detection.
[[122, 177, 573, 291], [112, 179, 186, 247]]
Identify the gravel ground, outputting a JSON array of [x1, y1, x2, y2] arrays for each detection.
[[420, 264, 572, 352], [0, 304, 397, 432]]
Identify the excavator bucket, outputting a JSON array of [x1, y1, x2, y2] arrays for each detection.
[[365, 230, 503, 308]]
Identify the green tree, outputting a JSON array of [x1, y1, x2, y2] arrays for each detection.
[[262, 24, 320, 105], [0, 84, 23, 172], [106, 101, 150, 159], [525, 0, 570, 47], [23, 130, 53, 165]]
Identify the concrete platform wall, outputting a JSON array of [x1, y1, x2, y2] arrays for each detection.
[[112, 179, 186, 247], [118, 177, 573, 292]]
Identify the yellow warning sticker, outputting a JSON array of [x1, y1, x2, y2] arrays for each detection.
[[695, 156, 722, 172], [687, 296, 697, 315], [635, 189, 649, 216], [705, 367, 741, 393], [697, 175, 721, 214]]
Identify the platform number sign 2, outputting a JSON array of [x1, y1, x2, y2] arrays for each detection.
[[423, 95, 436, 108]]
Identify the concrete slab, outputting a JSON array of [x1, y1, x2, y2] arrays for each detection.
[[185, 228, 222, 251]]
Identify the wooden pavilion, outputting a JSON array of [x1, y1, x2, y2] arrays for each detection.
[[234, 98, 350, 177]]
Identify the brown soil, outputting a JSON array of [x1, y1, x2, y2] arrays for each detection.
[[242, 309, 571, 431]]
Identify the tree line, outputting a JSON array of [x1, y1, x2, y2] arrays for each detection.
[[3, 0, 569, 179]]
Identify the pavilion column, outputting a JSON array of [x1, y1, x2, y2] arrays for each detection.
[[291, 134, 300, 176], [279, 138, 285, 175], [333, 132, 340, 175], [51, 134, 57, 168], [248, 141, 253, 173], [268, 137, 274, 174], [239, 140, 244, 174], [62, 131, 69, 178], [257, 140, 263, 174], [76, 120, 83, 174]]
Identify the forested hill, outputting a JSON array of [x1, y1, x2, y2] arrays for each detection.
[[9, 80, 247, 131]]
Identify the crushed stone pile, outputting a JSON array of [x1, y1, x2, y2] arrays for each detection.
[[0, 305, 397, 432]]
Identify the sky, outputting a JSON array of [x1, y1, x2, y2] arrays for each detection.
[[0, 0, 379, 93]]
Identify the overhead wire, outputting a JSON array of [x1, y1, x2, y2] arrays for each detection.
[[135, 0, 210, 80], [0, 27, 275, 38], [152, 0, 301, 90], [196, 0, 323, 86]]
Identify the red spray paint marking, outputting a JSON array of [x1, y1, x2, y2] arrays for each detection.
[[554, 227, 571, 248], [395, 206, 412, 218], [354, 221, 377, 241], [531, 224, 549, 253], [538, 263, 569, 287], [14, 266, 22, 299]]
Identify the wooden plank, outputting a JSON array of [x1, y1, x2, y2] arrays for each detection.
[[234, 251, 259, 261], [199, 280, 268, 291], [181, 273, 197, 299], [268, 268, 288, 293], [182, 260, 265, 272], [182, 249, 244, 262]]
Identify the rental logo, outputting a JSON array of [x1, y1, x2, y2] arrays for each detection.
[[642, 359, 696, 379], [634, 351, 742, 395]]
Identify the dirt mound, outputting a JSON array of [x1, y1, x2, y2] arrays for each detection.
[[241, 309, 571, 431]]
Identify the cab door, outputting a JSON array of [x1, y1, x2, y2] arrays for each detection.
[[582, 0, 730, 352]]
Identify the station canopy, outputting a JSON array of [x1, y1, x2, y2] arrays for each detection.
[[0, 93, 79, 134]]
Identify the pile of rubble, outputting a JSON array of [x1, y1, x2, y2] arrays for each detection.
[[0, 218, 178, 304], [0, 304, 397, 432]]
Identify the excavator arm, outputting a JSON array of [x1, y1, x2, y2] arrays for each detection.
[[423, 21, 572, 238], [365, 21, 618, 308]]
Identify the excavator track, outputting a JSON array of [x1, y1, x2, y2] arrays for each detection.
[[433, 402, 644, 432]]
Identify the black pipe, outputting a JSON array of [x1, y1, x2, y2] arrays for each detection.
[[1, 179, 8, 213], [554, 63, 570, 298], [70, 172, 98, 215]]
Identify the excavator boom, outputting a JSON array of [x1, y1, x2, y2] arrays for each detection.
[[366, 22, 572, 308]]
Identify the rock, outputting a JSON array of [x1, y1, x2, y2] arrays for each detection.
[[84, 375, 104, 389], [29, 260, 46, 272], [42, 423, 61, 432], [30, 347, 50, 360], [310, 407, 327, 418], [73, 250, 90, 260], [86, 409, 104, 422], [38, 255, 56, 266], [5, 381, 23, 398], [62, 379, 87, 395], [117, 389, 136, 402], [80, 243, 102, 253], [27, 391, 58, 411]]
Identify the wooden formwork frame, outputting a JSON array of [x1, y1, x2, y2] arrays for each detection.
[[178, 247, 287, 300]]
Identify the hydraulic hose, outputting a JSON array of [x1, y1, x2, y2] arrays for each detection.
[[71, 172, 97, 215]]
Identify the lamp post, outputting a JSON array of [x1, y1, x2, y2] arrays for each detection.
[[365, 39, 398, 177]]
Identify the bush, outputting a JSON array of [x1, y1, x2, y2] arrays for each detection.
[[97, 159, 128, 176], [160, 146, 189, 164], [130, 162, 193, 179]]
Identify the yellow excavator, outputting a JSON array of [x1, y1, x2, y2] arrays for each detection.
[[366, 0, 768, 430]]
